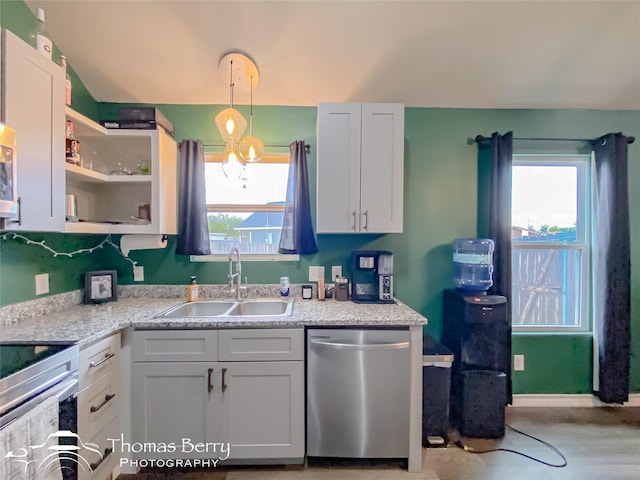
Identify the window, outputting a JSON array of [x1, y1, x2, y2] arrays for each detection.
[[511, 155, 591, 331], [196, 153, 297, 260]]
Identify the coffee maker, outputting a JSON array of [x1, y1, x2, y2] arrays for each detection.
[[351, 251, 394, 303]]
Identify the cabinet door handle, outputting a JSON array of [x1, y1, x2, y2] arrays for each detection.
[[89, 447, 113, 471], [90, 393, 116, 413], [90, 352, 116, 368], [363, 210, 369, 230], [207, 368, 214, 393], [351, 210, 357, 230], [221, 368, 228, 392]]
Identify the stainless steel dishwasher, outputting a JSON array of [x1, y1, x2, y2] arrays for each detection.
[[306, 328, 411, 458]]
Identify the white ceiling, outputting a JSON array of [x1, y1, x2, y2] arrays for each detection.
[[24, 0, 640, 109]]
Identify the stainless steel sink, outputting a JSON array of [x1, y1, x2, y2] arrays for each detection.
[[157, 301, 236, 318], [227, 299, 293, 317], [156, 298, 294, 318]]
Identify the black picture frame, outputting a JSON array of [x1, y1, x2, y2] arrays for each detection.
[[84, 270, 118, 304]]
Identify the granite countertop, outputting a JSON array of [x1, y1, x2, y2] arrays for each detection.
[[0, 286, 427, 346]]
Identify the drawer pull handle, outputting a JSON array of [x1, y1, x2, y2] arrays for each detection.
[[90, 447, 113, 471], [221, 368, 228, 392], [363, 210, 369, 230], [207, 368, 214, 393], [90, 352, 116, 368], [351, 210, 357, 230], [90, 393, 116, 413]]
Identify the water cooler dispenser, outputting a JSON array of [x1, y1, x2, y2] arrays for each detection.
[[442, 239, 511, 438]]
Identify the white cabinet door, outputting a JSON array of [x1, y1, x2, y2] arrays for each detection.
[[156, 128, 178, 234], [316, 103, 361, 233], [316, 102, 404, 234], [1, 29, 64, 231], [131, 362, 220, 459], [219, 361, 304, 459], [360, 103, 404, 233]]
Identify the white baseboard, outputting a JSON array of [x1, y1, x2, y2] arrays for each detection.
[[511, 393, 640, 407]]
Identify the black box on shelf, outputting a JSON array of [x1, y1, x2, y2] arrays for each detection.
[[117, 107, 174, 135], [99, 119, 174, 136]]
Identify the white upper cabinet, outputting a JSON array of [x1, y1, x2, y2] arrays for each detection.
[[1, 29, 65, 231], [64, 107, 177, 235], [316, 102, 404, 234]]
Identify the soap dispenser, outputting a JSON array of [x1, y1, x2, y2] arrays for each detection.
[[187, 276, 199, 302]]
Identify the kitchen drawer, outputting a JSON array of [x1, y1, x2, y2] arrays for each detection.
[[133, 330, 219, 362], [80, 333, 121, 390], [78, 368, 120, 440], [78, 416, 120, 480], [218, 329, 304, 361]]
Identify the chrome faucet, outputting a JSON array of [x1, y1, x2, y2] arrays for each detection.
[[228, 247, 247, 300]]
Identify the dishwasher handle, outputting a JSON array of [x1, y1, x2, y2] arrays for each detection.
[[309, 339, 409, 350]]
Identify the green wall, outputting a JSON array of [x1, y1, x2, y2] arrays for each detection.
[[1, 1, 639, 396]]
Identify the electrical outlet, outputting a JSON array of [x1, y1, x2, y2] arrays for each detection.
[[331, 265, 343, 281], [514, 354, 525, 371], [308, 266, 325, 282], [134, 266, 144, 282], [35, 273, 49, 295]]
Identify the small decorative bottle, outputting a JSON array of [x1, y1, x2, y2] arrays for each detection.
[[186, 276, 199, 302], [65, 120, 80, 166], [30, 8, 52, 60], [59, 55, 72, 106]]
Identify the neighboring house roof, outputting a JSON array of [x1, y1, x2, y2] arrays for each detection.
[[235, 212, 285, 230]]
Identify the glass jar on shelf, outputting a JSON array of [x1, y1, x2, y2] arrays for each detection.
[[136, 159, 150, 175]]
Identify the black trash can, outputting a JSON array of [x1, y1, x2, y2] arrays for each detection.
[[422, 335, 454, 447], [461, 369, 507, 438]]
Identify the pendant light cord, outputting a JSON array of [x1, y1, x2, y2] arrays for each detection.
[[249, 74, 254, 134], [229, 59, 234, 108]]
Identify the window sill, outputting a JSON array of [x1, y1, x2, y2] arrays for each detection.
[[190, 254, 300, 262], [512, 330, 592, 336]]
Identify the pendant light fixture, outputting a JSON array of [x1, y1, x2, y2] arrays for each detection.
[[215, 59, 247, 144], [239, 74, 264, 163], [221, 141, 243, 179]]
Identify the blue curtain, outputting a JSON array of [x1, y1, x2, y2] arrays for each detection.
[[479, 131, 513, 405], [176, 139, 211, 255], [278, 141, 318, 255], [592, 133, 632, 404], [487, 132, 513, 302]]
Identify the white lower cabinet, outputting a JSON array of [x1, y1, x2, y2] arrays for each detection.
[[131, 329, 304, 463], [78, 332, 121, 480], [219, 361, 304, 459], [132, 362, 220, 459]]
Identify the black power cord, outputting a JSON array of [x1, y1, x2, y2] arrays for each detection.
[[454, 424, 568, 468]]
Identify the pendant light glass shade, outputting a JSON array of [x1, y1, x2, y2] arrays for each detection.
[[221, 142, 243, 179], [215, 107, 246, 143], [239, 135, 264, 163], [215, 58, 247, 143], [239, 115, 264, 163]]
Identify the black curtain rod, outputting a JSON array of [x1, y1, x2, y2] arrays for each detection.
[[475, 134, 635, 145], [204, 143, 311, 152]]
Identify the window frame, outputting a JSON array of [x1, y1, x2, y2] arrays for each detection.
[[190, 152, 299, 262], [511, 154, 592, 332]]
